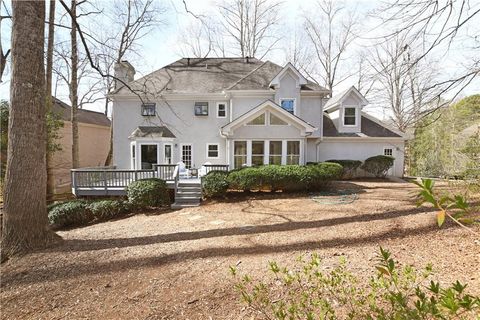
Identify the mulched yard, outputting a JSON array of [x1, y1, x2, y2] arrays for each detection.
[[1, 180, 479, 319]]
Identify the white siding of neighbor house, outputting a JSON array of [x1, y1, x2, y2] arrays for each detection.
[[317, 140, 405, 177]]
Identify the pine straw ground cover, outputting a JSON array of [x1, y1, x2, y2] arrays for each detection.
[[1, 180, 479, 319]]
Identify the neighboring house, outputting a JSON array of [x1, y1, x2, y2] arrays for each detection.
[[51, 98, 111, 194], [111, 58, 405, 177]]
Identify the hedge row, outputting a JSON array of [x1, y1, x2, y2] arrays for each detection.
[[322, 155, 395, 179], [202, 163, 343, 197], [48, 199, 130, 228], [49, 178, 170, 229]]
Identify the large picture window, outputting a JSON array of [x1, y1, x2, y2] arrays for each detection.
[[286, 141, 300, 165], [343, 107, 356, 126], [251, 141, 265, 166], [269, 141, 282, 165], [234, 141, 247, 169]]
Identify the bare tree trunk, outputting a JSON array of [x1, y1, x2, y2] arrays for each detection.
[[0, 0, 11, 82], [46, 0, 55, 197], [2, 0, 59, 260], [70, 0, 79, 169]]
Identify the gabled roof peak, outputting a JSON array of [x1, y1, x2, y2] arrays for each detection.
[[269, 62, 308, 88], [323, 86, 368, 111]]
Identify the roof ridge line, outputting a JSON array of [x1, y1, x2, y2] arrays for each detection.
[[226, 61, 268, 90]]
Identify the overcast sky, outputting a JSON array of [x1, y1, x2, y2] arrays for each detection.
[[0, 0, 478, 119]]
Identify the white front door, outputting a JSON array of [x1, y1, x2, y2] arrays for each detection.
[[181, 144, 193, 169]]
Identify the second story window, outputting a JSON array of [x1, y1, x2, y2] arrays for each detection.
[[343, 107, 357, 126], [280, 99, 295, 114], [217, 103, 226, 118], [141, 103, 156, 116], [194, 102, 209, 116]]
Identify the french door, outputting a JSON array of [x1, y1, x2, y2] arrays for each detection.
[[181, 144, 193, 169]]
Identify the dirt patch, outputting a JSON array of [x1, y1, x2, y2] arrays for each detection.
[[1, 180, 479, 319]]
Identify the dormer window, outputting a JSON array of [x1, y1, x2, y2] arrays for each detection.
[[194, 102, 208, 116], [280, 99, 295, 114], [343, 107, 357, 126], [141, 103, 156, 116]]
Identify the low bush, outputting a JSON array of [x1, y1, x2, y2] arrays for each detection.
[[231, 247, 480, 319], [87, 200, 129, 220], [202, 170, 229, 198], [48, 200, 91, 228], [226, 163, 342, 192], [127, 178, 170, 208], [361, 155, 394, 178], [326, 159, 362, 178]]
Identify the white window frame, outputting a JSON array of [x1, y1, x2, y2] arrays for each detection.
[[286, 140, 301, 165], [206, 143, 220, 159], [231, 139, 304, 167], [233, 140, 248, 169], [279, 98, 296, 115], [194, 102, 209, 116], [163, 143, 173, 164], [383, 147, 394, 157], [216, 102, 227, 118], [343, 106, 358, 126], [141, 103, 156, 116]]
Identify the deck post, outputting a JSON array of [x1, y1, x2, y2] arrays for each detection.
[[103, 170, 108, 195], [71, 170, 77, 195]]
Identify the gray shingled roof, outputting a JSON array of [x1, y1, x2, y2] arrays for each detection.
[[129, 126, 176, 139], [117, 58, 327, 94], [53, 98, 110, 127], [323, 114, 401, 137]]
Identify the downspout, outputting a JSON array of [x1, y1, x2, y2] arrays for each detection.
[[219, 129, 230, 166]]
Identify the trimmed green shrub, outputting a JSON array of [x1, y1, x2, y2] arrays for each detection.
[[202, 170, 229, 198], [48, 200, 91, 227], [127, 178, 170, 208], [361, 155, 395, 178], [87, 200, 129, 220], [326, 159, 362, 179], [226, 163, 342, 192]]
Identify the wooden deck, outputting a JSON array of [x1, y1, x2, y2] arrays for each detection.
[[71, 164, 227, 197]]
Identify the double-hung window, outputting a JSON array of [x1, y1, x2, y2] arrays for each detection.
[[194, 102, 209, 116], [343, 107, 356, 126], [207, 143, 219, 158], [217, 103, 226, 118], [141, 103, 156, 116]]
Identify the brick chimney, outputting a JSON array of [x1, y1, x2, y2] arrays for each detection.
[[114, 60, 135, 89]]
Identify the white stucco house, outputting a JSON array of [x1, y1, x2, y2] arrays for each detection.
[[111, 57, 406, 177]]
